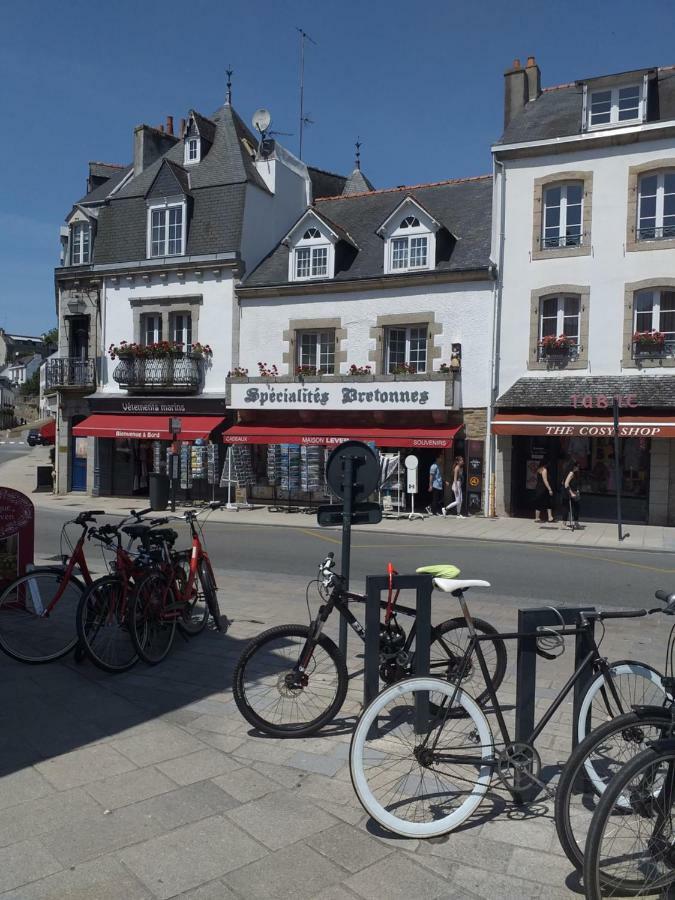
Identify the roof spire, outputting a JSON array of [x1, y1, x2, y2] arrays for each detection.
[[225, 66, 233, 105], [355, 137, 361, 170]]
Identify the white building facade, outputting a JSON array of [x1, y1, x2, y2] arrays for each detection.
[[492, 58, 675, 524]]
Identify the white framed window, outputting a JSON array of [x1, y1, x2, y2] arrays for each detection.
[[142, 314, 162, 345], [588, 84, 642, 129], [71, 223, 91, 265], [184, 137, 200, 165], [292, 227, 331, 280], [634, 289, 675, 350], [171, 312, 192, 349], [385, 325, 427, 373], [542, 182, 583, 249], [297, 330, 335, 373], [148, 202, 185, 258], [638, 171, 675, 241], [387, 216, 431, 273], [538, 295, 580, 356]]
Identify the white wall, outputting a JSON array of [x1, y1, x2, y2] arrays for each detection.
[[100, 270, 236, 393], [496, 137, 675, 395], [240, 159, 310, 276], [238, 280, 494, 409]]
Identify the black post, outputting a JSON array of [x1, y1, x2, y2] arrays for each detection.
[[339, 455, 353, 657], [613, 398, 624, 542], [169, 452, 178, 513]]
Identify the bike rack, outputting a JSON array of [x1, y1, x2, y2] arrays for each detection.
[[514, 605, 596, 800], [364, 573, 434, 733]]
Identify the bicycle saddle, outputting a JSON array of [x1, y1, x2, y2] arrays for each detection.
[[416, 564, 461, 579], [121, 524, 151, 539], [432, 578, 491, 594], [143, 529, 178, 545]]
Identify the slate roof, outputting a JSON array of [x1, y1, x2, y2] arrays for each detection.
[[497, 376, 675, 408], [308, 167, 348, 199], [77, 165, 132, 205], [499, 66, 675, 144], [190, 111, 216, 145], [342, 167, 375, 196], [92, 103, 270, 266], [245, 176, 493, 287]]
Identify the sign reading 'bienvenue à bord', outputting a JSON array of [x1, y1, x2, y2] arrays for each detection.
[[229, 380, 450, 411]]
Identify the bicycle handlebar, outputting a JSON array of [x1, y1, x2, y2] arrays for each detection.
[[598, 609, 648, 620]]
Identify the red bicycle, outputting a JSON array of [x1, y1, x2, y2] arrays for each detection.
[[129, 502, 225, 665]]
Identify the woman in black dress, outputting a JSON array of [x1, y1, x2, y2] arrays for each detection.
[[534, 459, 554, 523]]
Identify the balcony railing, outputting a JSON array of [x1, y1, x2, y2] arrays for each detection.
[[45, 357, 96, 391], [542, 234, 583, 250], [637, 225, 675, 241], [112, 355, 203, 393], [632, 339, 675, 360], [537, 342, 581, 365]]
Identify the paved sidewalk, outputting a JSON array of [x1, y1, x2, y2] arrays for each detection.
[[2, 449, 675, 553]]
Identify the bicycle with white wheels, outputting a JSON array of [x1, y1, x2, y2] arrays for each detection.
[[349, 576, 667, 839]]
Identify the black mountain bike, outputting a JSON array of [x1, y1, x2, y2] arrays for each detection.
[[232, 553, 507, 737]]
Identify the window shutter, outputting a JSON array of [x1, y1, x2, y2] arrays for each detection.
[[581, 85, 588, 132]]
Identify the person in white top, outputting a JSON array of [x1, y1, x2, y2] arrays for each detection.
[[443, 456, 465, 518]]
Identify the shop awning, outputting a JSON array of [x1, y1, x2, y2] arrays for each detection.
[[40, 419, 55, 440], [492, 413, 675, 438], [72, 415, 226, 441], [222, 424, 463, 448]]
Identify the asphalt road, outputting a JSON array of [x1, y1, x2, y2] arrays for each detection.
[[0, 441, 29, 464], [33, 505, 675, 610]]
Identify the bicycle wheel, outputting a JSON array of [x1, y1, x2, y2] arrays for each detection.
[[130, 571, 177, 665], [350, 676, 494, 838], [172, 555, 208, 637], [0, 568, 84, 663], [554, 709, 671, 871], [584, 743, 675, 899], [76, 575, 138, 674], [198, 559, 224, 631], [577, 661, 665, 743], [430, 616, 507, 708], [232, 624, 349, 737]]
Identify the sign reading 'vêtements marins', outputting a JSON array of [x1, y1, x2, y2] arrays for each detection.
[[229, 381, 450, 411]]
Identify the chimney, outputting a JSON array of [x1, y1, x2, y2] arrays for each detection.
[[503, 58, 529, 130], [179, 118, 186, 138], [525, 56, 541, 102], [133, 124, 179, 175], [166, 116, 174, 136]]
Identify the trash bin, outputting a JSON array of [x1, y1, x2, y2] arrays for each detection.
[[149, 472, 170, 511]]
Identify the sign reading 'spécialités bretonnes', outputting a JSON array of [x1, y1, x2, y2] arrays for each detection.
[[229, 381, 450, 411]]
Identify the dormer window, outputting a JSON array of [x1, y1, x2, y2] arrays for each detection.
[[388, 217, 431, 273], [147, 201, 186, 258], [292, 227, 332, 280], [185, 137, 200, 165], [71, 223, 91, 265], [588, 83, 643, 129]]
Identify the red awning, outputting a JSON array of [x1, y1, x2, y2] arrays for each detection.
[[222, 424, 463, 449], [72, 415, 226, 441], [40, 419, 55, 439], [492, 413, 675, 438]]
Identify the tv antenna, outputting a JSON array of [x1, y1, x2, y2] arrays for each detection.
[[296, 27, 316, 159]]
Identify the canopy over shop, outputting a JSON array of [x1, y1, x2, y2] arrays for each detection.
[[493, 376, 675, 524], [72, 397, 230, 498]]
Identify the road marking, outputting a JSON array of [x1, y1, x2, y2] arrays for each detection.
[[297, 528, 341, 545], [531, 544, 675, 575]]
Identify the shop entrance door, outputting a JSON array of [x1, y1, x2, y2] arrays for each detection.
[[70, 417, 87, 492]]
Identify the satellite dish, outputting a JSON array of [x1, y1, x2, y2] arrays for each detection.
[[252, 108, 271, 134]]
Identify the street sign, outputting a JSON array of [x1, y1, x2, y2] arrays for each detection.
[[325, 440, 379, 503], [317, 502, 382, 527]]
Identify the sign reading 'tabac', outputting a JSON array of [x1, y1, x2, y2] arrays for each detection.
[[0, 487, 35, 586]]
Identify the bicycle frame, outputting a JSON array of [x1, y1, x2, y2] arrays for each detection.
[[37, 526, 95, 617], [421, 591, 637, 770]]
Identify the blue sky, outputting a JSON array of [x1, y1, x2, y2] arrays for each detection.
[[2, 0, 674, 335]]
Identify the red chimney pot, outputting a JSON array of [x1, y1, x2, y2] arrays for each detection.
[[526, 56, 536, 67], [167, 116, 174, 135]]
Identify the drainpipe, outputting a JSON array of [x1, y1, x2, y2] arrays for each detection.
[[485, 155, 506, 517]]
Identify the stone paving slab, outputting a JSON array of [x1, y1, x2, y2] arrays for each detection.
[[0, 566, 672, 898]]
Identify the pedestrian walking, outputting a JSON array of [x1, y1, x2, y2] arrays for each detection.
[[534, 459, 555, 523], [443, 455, 465, 518], [426, 454, 447, 516], [563, 462, 581, 528]]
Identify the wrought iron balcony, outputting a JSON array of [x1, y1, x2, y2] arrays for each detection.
[[536, 342, 581, 365], [632, 339, 675, 360], [112, 355, 203, 393], [45, 357, 96, 391]]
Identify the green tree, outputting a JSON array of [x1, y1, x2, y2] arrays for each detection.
[[20, 370, 40, 396], [42, 327, 58, 346]]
